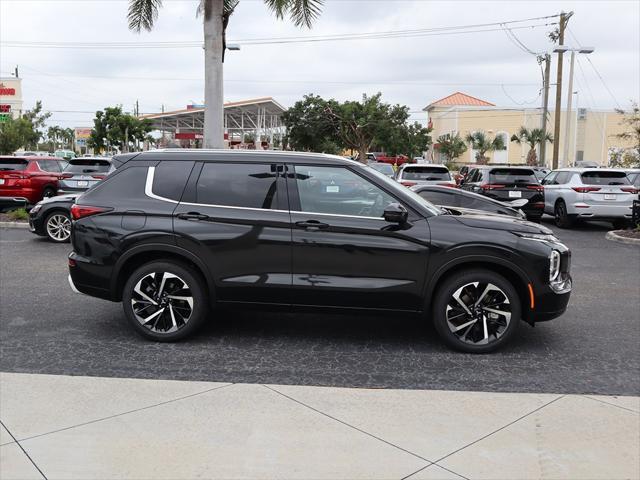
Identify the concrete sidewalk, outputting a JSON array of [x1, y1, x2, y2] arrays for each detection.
[[0, 372, 638, 480]]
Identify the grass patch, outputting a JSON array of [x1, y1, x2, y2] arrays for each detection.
[[6, 208, 28, 221]]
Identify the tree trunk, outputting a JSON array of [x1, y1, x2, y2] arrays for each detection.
[[526, 147, 537, 166], [203, 0, 225, 149], [358, 148, 367, 163]]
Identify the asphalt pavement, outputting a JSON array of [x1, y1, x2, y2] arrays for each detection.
[[1, 220, 639, 395]]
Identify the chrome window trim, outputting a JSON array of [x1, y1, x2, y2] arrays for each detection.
[[145, 166, 386, 221]]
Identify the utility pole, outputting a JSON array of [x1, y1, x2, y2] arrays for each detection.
[[552, 11, 573, 169], [539, 54, 551, 167], [14, 65, 19, 78], [562, 51, 576, 168]]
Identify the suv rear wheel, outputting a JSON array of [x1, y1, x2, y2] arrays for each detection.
[[122, 261, 208, 341], [432, 270, 521, 353], [554, 200, 574, 228]]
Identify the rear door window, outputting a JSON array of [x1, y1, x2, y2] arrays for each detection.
[[401, 166, 451, 181], [581, 171, 630, 185], [0, 158, 28, 171], [196, 163, 279, 209], [489, 168, 537, 184]]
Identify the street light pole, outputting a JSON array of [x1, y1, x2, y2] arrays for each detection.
[[539, 54, 551, 167], [562, 50, 576, 168]]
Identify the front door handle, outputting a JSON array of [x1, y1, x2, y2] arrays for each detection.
[[177, 212, 209, 221], [295, 220, 329, 231]]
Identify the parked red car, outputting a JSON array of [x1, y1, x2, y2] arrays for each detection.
[[0, 156, 68, 208]]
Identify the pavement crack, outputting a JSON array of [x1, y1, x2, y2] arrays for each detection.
[[0, 420, 48, 480], [433, 394, 566, 465], [12, 382, 235, 444], [262, 384, 433, 463], [583, 395, 640, 415]]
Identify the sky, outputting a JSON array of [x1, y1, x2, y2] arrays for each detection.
[[0, 0, 639, 130]]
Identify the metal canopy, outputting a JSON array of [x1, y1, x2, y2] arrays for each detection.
[[140, 97, 286, 148]]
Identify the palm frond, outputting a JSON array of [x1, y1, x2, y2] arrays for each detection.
[[128, 0, 163, 32], [264, 0, 323, 28]]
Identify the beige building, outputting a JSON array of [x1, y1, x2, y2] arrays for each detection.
[[0, 77, 23, 121], [425, 92, 633, 167]]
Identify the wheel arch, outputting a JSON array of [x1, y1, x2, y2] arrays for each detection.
[[426, 255, 534, 325], [111, 244, 215, 306]]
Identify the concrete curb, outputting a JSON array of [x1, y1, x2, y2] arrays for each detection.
[[0, 221, 29, 229], [606, 230, 640, 246]]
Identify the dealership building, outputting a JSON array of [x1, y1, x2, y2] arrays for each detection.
[[0, 77, 23, 122], [139, 97, 286, 149]]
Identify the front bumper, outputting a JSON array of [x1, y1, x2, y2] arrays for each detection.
[[528, 276, 572, 323], [0, 196, 28, 211]]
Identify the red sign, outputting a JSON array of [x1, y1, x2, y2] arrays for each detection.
[[0, 104, 10, 113], [0, 84, 16, 96], [175, 133, 203, 140]]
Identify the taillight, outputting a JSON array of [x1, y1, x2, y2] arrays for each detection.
[[526, 185, 544, 192], [91, 175, 106, 180], [401, 181, 417, 187], [572, 186, 601, 193], [70, 204, 112, 220], [438, 182, 457, 187], [60, 174, 74, 179], [481, 183, 505, 190], [621, 187, 639, 194]]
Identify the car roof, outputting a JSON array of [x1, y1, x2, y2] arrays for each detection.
[[69, 157, 111, 162], [475, 165, 535, 170], [554, 167, 629, 173], [402, 163, 448, 168], [114, 149, 361, 167], [1, 155, 58, 160]]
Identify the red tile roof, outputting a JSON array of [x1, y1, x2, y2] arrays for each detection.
[[426, 92, 495, 109]]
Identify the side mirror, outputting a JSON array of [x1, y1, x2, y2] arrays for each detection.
[[383, 203, 408, 224]]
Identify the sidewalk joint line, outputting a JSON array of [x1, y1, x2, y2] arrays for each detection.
[[402, 462, 469, 480], [263, 384, 433, 463], [12, 383, 235, 444], [433, 394, 566, 464], [583, 395, 640, 415], [0, 420, 48, 480]]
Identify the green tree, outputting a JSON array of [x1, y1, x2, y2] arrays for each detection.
[[128, 0, 322, 149], [88, 106, 153, 153], [0, 116, 33, 154], [47, 125, 62, 150], [436, 133, 468, 163], [465, 131, 506, 164], [615, 101, 640, 160], [282, 94, 341, 154], [510, 127, 553, 166]]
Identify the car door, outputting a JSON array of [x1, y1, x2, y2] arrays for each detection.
[[34, 159, 61, 195], [173, 160, 292, 305], [287, 163, 430, 311], [541, 172, 558, 213]]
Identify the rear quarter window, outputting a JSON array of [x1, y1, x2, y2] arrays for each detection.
[[82, 166, 148, 202], [152, 161, 195, 201], [581, 171, 630, 185]]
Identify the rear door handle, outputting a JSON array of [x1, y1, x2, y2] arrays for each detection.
[[295, 220, 329, 230], [177, 212, 209, 221]]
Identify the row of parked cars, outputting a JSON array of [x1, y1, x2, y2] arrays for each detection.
[[368, 161, 640, 230]]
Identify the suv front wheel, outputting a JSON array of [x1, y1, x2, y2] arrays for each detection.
[[432, 270, 521, 353], [122, 261, 208, 341]]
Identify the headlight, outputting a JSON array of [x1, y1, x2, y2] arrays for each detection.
[[512, 232, 559, 243], [30, 203, 42, 214], [549, 250, 561, 282]]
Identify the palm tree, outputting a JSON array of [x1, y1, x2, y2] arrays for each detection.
[[436, 133, 467, 163], [465, 131, 506, 165], [47, 126, 61, 150], [128, 0, 323, 149], [510, 127, 553, 166]]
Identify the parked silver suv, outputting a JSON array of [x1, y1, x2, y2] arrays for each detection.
[[542, 168, 637, 228], [395, 164, 456, 187]]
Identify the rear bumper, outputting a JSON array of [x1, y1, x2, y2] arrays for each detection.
[[0, 189, 39, 205], [568, 202, 633, 219], [58, 187, 89, 195], [68, 251, 114, 301]]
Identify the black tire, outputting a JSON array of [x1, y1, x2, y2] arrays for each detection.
[[612, 219, 629, 230], [122, 261, 208, 342], [432, 269, 521, 353], [42, 187, 56, 199], [554, 200, 574, 228], [44, 210, 71, 243]]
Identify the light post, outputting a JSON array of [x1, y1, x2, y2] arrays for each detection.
[[553, 46, 594, 168]]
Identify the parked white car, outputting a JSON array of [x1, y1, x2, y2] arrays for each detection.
[[541, 168, 638, 228], [395, 164, 456, 187]]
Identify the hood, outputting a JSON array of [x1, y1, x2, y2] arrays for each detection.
[[453, 212, 553, 235], [40, 194, 78, 205]]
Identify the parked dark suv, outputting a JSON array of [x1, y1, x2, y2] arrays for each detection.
[[461, 166, 545, 222], [68, 150, 572, 353]]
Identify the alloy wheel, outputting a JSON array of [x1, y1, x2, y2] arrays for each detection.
[[131, 272, 194, 334], [46, 214, 71, 241], [445, 282, 511, 346]]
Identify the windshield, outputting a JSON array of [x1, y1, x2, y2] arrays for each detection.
[[489, 168, 537, 184], [63, 160, 111, 174], [0, 158, 28, 171], [360, 163, 441, 216], [401, 166, 451, 181], [368, 163, 394, 176], [581, 171, 630, 186]]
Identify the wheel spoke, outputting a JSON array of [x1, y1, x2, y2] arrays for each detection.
[[483, 307, 511, 321], [452, 288, 473, 315]]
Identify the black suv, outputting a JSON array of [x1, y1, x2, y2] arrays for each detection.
[[461, 166, 545, 222], [68, 150, 572, 353]]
